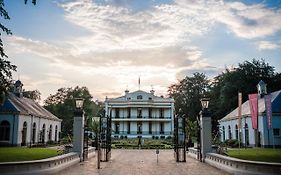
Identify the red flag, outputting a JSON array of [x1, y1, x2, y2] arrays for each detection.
[[265, 95, 272, 129], [238, 92, 242, 129], [248, 93, 258, 129]]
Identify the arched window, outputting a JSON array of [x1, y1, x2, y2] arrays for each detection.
[[21, 122, 27, 146], [42, 124, 46, 143], [0, 120, 10, 141], [55, 125, 58, 142], [32, 122, 36, 144], [49, 125, 52, 141], [228, 125, 232, 139], [245, 123, 249, 146], [222, 126, 225, 141], [235, 124, 239, 140]]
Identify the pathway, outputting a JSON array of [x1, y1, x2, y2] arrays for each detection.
[[55, 149, 229, 175]]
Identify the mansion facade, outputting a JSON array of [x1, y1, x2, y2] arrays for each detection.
[[105, 89, 174, 138]]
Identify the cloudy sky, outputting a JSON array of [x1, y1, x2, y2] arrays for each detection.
[[3, 0, 281, 102]]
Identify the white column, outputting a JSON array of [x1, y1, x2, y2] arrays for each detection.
[[73, 113, 84, 161], [200, 112, 212, 160]]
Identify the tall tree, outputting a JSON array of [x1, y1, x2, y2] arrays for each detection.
[[44, 86, 102, 137], [168, 72, 209, 121]]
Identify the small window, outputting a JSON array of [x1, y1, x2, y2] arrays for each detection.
[[137, 95, 142, 99], [273, 128, 280, 136], [148, 97, 152, 100]]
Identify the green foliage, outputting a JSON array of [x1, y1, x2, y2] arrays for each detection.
[[209, 59, 281, 134], [168, 72, 209, 121], [224, 139, 239, 148], [185, 119, 198, 140], [111, 138, 173, 149], [0, 147, 61, 162], [44, 86, 102, 137], [226, 148, 281, 163], [22, 89, 41, 101]]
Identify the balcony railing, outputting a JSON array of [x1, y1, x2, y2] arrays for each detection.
[[112, 131, 172, 135], [112, 116, 171, 119]]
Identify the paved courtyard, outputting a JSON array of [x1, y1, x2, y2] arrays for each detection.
[[55, 149, 229, 175]]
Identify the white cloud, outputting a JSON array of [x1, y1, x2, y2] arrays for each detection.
[[6, 0, 281, 101], [257, 41, 281, 50]]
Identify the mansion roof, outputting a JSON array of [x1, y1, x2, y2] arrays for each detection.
[[0, 93, 61, 121], [106, 90, 174, 103], [220, 90, 281, 122]]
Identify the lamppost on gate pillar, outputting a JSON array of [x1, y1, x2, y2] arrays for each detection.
[[73, 98, 85, 161], [199, 97, 212, 162]]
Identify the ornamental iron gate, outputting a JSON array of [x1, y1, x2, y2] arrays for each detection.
[[174, 114, 186, 162], [99, 111, 111, 162]]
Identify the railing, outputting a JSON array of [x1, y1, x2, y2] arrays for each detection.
[[187, 147, 281, 175], [112, 116, 171, 119], [0, 147, 96, 175], [205, 153, 281, 175], [112, 131, 172, 135], [0, 152, 80, 175]]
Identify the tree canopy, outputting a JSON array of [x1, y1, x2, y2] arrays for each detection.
[[168, 72, 209, 121], [22, 89, 41, 102], [209, 59, 281, 122], [44, 86, 102, 137]]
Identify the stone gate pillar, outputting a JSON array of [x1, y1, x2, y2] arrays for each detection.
[[200, 109, 212, 161], [73, 110, 84, 161]]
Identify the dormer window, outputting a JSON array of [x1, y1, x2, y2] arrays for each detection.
[[137, 95, 142, 99], [148, 97, 152, 100]]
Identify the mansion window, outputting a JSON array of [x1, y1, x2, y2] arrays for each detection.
[[115, 108, 120, 118], [137, 108, 142, 118], [149, 122, 152, 134], [115, 122, 120, 134], [160, 122, 164, 134], [127, 122, 130, 134], [149, 108, 152, 118], [127, 108, 131, 118], [137, 122, 142, 134], [160, 108, 164, 118]]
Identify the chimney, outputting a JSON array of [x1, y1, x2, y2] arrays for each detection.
[[257, 80, 267, 98], [14, 80, 23, 98], [125, 89, 129, 96]]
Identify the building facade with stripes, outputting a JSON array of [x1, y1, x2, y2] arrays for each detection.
[[105, 89, 174, 138]]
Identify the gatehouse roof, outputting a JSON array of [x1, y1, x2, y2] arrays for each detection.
[[219, 90, 281, 122]]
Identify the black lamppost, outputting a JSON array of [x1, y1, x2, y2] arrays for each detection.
[[198, 97, 210, 162]]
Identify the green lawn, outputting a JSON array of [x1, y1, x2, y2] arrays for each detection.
[[0, 147, 62, 162], [226, 148, 281, 163]]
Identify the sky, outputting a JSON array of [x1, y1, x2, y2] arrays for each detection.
[[2, 0, 281, 102]]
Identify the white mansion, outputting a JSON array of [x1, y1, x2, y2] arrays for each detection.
[[105, 89, 174, 138], [0, 80, 61, 146]]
